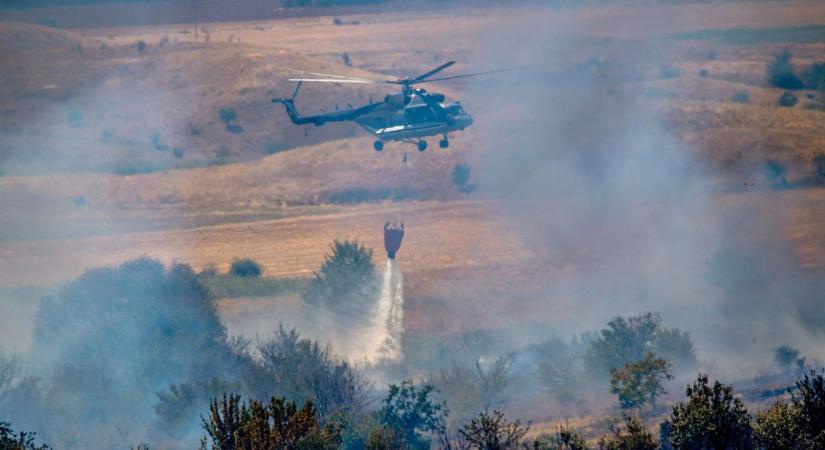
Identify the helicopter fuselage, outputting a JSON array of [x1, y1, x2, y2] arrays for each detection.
[[274, 85, 473, 145]]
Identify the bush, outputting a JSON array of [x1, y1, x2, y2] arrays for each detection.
[[609, 352, 672, 410], [452, 163, 475, 193], [535, 338, 583, 405], [303, 240, 377, 318], [378, 380, 446, 449], [201, 394, 341, 450], [34, 258, 228, 388], [779, 91, 799, 107], [427, 357, 511, 424], [665, 374, 753, 450], [731, 90, 751, 104], [257, 326, 369, 418], [225, 124, 244, 134], [753, 402, 805, 450], [136, 40, 146, 54], [533, 426, 589, 450], [802, 62, 825, 91], [768, 49, 803, 89], [598, 415, 658, 450], [583, 312, 696, 380], [264, 142, 288, 155], [459, 410, 530, 450], [218, 107, 237, 124], [230, 258, 263, 278], [764, 160, 789, 188]]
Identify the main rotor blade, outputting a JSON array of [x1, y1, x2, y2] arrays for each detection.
[[288, 78, 381, 84], [278, 65, 389, 82], [412, 60, 456, 83], [415, 65, 536, 84]]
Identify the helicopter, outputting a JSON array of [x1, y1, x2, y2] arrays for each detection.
[[273, 61, 520, 152]]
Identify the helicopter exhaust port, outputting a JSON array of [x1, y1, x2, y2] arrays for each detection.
[[374, 140, 384, 152]]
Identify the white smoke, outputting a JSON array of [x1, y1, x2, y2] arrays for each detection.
[[350, 259, 404, 364]]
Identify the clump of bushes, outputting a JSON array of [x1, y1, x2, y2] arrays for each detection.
[[225, 124, 244, 134], [229, 258, 263, 277], [731, 90, 751, 103], [264, 142, 288, 155], [452, 163, 476, 194], [778, 91, 799, 107], [427, 357, 511, 424]]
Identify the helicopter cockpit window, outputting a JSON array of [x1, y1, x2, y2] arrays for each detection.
[[448, 105, 465, 115], [405, 105, 437, 123]]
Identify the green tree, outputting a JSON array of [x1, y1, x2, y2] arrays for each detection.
[[753, 402, 805, 450], [597, 415, 657, 450], [0, 422, 49, 450], [583, 313, 695, 380], [609, 353, 672, 410], [767, 48, 803, 90], [666, 374, 753, 450], [791, 370, 825, 448], [459, 409, 530, 450], [378, 380, 447, 450], [303, 240, 377, 317]]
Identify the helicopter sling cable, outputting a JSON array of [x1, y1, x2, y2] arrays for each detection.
[[383, 147, 406, 261]]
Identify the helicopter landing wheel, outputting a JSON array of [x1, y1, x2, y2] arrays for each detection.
[[439, 138, 449, 149], [373, 140, 384, 152], [417, 140, 428, 152]]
